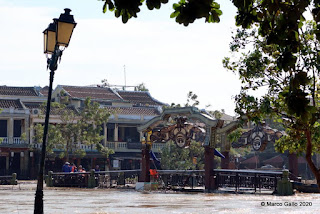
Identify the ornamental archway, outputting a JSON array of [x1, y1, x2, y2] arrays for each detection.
[[137, 107, 239, 191]]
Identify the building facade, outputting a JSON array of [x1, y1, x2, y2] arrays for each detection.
[[0, 85, 166, 179]]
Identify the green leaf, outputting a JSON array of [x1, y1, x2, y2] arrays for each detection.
[[170, 11, 179, 18]]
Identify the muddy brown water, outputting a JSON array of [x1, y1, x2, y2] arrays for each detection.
[[1, 181, 320, 214]]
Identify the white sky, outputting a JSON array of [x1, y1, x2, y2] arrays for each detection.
[[0, 0, 241, 115]]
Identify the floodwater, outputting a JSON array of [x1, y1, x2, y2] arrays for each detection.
[[1, 182, 320, 214]]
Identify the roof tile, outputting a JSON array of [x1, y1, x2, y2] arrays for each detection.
[[117, 91, 164, 106], [105, 106, 160, 116], [61, 86, 121, 101], [0, 86, 39, 96], [0, 99, 24, 109]]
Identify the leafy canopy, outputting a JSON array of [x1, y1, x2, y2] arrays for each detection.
[[100, 0, 222, 25], [224, 0, 320, 186], [33, 98, 113, 160]]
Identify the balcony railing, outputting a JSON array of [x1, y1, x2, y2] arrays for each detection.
[[0, 137, 25, 145], [31, 141, 167, 153], [0, 137, 8, 144]]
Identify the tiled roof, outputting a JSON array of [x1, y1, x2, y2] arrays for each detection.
[[40, 86, 49, 96], [0, 86, 39, 96], [117, 91, 164, 106], [0, 99, 24, 109], [105, 106, 160, 116], [60, 86, 121, 101]]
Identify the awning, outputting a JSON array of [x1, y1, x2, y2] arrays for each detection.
[[214, 149, 225, 158]]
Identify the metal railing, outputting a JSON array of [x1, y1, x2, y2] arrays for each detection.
[[0, 137, 24, 144], [213, 169, 283, 192], [48, 170, 141, 188], [31, 141, 166, 152]]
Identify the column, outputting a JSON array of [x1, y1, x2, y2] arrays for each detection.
[[24, 117, 30, 143], [6, 155, 9, 172], [114, 124, 118, 141], [140, 143, 150, 182], [220, 134, 230, 169], [204, 146, 215, 192], [29, 125, 34, 144], [103, 122, 107, 147], [20, 151, 27, 177], [8, 118, 13, 144]]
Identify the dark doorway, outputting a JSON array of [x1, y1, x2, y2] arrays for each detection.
[[10, 152, 20, 177], [0, 156, 6, 175], [107, 123, 115, 141], [14, 120, 22, 137]]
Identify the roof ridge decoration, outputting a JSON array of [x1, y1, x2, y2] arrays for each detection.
[[109, 87, 124, 101], [232, 124, 283, 151], [138, 107, 219, 132]]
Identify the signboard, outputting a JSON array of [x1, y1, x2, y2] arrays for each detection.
[[204, 126, 211, 146], [113, 160, 119, 168]]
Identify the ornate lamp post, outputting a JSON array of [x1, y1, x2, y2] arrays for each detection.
[[34, 8, 76, 214]]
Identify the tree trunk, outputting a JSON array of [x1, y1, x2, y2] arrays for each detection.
[[305, 129, 320, 190], [66, 143, 70, 162]]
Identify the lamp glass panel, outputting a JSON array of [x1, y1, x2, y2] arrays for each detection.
[[56, 22, 75, 47], [47, 30, 56, 53], [43, 31, 48, 53]]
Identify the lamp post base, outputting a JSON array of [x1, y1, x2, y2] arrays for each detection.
[[34, 189, 44, 214]]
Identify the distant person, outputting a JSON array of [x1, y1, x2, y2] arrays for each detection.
[[78, 165, 86, 173], [95, 165, 100, 172], [71, 163, 77, 172], [62, 162, 71, 172]]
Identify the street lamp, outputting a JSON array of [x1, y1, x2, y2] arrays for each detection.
[[34, 8, 76, 214]]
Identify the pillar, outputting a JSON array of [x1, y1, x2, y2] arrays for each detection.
[[103, 122, 107, 147], [140, 144, 150, 182], [220, 133, 230, 169], [6, 155, 9, 172], [20, 151, 26, 177], [24, 117, 30, 143], [29, 124, 34, 144], [288, 153, 299, 181], [8, 118, 13, 144], [114, 124, 118, 141], [30, 151, 35, 179], [204, 146, 215, 192]]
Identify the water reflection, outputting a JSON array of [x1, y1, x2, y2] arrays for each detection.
[[1, 187, 320, 214]]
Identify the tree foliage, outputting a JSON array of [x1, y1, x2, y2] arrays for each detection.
[[34, 98, 113, 161], [134, 82, 149, 91], [224, 0, 320, 188], [161, 141, 204, 170], [101, 0, 222, 25]]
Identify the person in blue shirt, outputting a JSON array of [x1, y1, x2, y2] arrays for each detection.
[[62, 162, 71, 172]]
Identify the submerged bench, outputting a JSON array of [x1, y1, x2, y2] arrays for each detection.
[[0, 173, 18, 185]]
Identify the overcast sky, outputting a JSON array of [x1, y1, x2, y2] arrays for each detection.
[[0, 0, 241, 115]]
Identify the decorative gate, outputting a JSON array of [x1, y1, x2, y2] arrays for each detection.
[[137, 107, 239, 191]]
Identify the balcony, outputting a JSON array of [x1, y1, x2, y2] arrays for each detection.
[[0, 137, 25, 145]]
